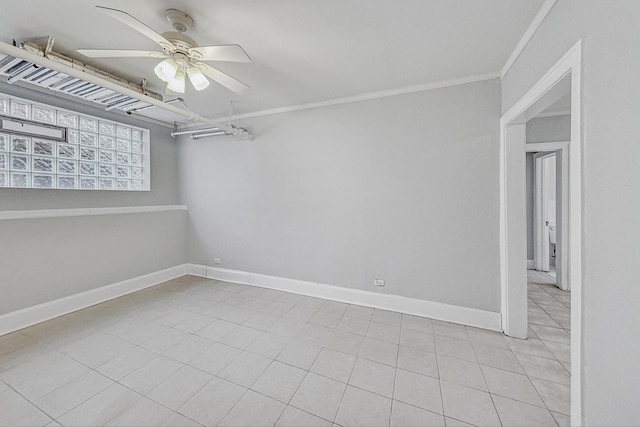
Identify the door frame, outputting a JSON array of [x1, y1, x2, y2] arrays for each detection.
[[529, 142, 569, 290], [499, 40, 582, 424]]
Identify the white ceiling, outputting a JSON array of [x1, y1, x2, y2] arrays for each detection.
[[1, 0, 544, 124]]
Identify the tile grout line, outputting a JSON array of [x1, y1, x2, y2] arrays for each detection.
[[528, 279, 572, 375], [469, 334, 505, 427], [387, 319, 401, 427], [333, 330, 364, 426], [0, 378, 55, 425], [430, 320, 445, 421]]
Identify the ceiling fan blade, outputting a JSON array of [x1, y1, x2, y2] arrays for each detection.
[[77, 49, 167, 58], [197, 63, 250, 95], [189, 44, 251, 63], [96, 6, 174, 51]]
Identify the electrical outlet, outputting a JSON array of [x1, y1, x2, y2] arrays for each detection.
[[214, 258, 222, 264], [373, 279, 385, 287]]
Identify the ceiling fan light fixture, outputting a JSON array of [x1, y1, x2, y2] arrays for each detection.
[[187, 65, 209, 91], [154, 57, 179, 83], [81, 6, 252, 96], [167, 66, 186, 93]]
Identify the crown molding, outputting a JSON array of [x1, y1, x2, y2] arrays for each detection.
[[213, 72, 501, 122], [501, 0, 558, 80]]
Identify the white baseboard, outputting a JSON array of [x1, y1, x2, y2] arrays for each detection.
[[527, 259, 535, 269], [0, 264, 187, 336], [1, 262, 503, 337], [187, 263, 208, 277], [189, 264, 501, 332]]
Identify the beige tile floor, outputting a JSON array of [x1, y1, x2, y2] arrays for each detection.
[[0, 274, 570, 426]]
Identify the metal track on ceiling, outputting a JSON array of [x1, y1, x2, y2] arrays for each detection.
[[0, 40, 250, 138], [0, 42, 162, 114]]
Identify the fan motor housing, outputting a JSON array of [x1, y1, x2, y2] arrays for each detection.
[[161, 31, 197, 53], [164, 9, 193, 33]]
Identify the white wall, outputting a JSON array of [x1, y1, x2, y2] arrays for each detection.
[[502, 1, 640, 423], [0, 83, 186, 315], [179, 79, 502, 312]]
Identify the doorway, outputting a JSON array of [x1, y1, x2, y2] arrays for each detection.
[[499, 40, 582, 423], [534, 152, 556, 275], [528, 141, 570, 291]]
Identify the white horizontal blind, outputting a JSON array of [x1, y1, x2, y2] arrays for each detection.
[[0, 93, 150, 191]]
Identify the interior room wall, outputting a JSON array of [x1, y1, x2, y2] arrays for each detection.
[[179, 79, 502, 313], [502, 0, 640, 423], [525, 152, 534, 260], [0, 211, 186, 315], [526, 114, 571, 143], [0, 82, 186, 316]]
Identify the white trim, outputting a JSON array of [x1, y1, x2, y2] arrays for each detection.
[[527, 259, 535, 269], [0, 264, 187, 336], [187, 263, 208, 277], [535, 110, 571, 118], [499, 39, 582, 425], [569, 44, 583, 426], [525, 141, 570, 151], [499, 122, 527, 338], [210, 73, 500, 123], [500, 0, 558, 79], [190, 264, 501, 331], [0, 205, 187, 221]]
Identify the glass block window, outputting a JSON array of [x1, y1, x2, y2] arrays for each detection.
[[0, 93, 149, 191]]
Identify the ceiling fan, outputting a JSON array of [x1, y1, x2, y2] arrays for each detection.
[[77, 6, 251, 95]]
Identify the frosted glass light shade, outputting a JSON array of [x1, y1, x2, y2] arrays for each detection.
[[187, 66, 210, 91], [154, 58, 179, 83], [166, 67, 186, 93]]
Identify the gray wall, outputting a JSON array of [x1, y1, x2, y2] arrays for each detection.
[[0, 82, 186, 315], [179, 79, 502, 312], [0, 211, 186, 314], [502, 1, 640, 423], [526, 115, 571, 143], [525, 152, 534, 260], [525, 115, 570, 260]]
